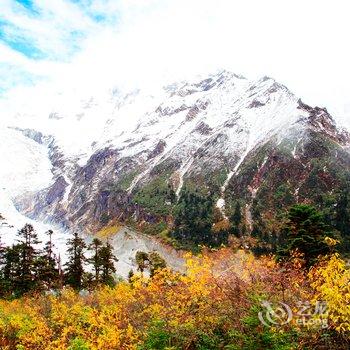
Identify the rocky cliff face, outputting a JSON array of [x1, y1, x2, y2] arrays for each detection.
[[7, 71, 350, 245], [225, 101, 350, 240]]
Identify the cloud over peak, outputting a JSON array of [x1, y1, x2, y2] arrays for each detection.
[[0, 0, 349, 129]]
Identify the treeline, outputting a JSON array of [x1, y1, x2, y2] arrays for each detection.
[[171, 187, 343, 263], [172, 189, 340, 269], [0, 224, 117, 298]]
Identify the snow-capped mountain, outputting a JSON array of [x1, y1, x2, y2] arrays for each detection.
[[1, 70, 349, 241]]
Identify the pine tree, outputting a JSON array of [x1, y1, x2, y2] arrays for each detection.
[[36, 230, 60, 290], [99, 241, 117, 287], [64, 232, 86, 290], [16, 224, 41, 294], [135, 251, 166, 277], [3, 244, 23, 296], [88, 238, 103, 285], [148, 252, 166, 277], [136, 251, 149, 273], [277, 204, 338, 267]]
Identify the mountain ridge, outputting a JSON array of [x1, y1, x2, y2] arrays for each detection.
[[1, 70, 349, 251]]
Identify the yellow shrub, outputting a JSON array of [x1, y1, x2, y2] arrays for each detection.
[[309, 254, 350, 332]]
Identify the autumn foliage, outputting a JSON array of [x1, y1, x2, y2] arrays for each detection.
[[0, 249, 349, 349]]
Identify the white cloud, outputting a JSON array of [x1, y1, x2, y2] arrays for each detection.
[[0, 0, 349, 128]]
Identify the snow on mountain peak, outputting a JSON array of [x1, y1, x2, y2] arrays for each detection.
[[1, 71, 303, 165]]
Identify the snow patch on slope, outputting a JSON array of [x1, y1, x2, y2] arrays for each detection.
[[0, 127, 53, 196], [0, 190, 69, 261], [0, 127, 69, 258], [216, 141, 253, 218], [176, 157, 195, 198]]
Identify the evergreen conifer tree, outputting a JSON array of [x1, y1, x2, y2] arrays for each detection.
[[36, 230, 60, 290], [88, 238, 103, 286], [99, 241, 117, 287], [2, 244, 22, 295], [277, 204, 338, 267], [64, 232, 86, 290], [148, 251, 166, 277], [16, 224, 41, 295], [136, 251, 149, 273]]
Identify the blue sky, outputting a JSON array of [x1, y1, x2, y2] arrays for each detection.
[[0, 0, 349, 128], [0, 0, 120, 91]]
